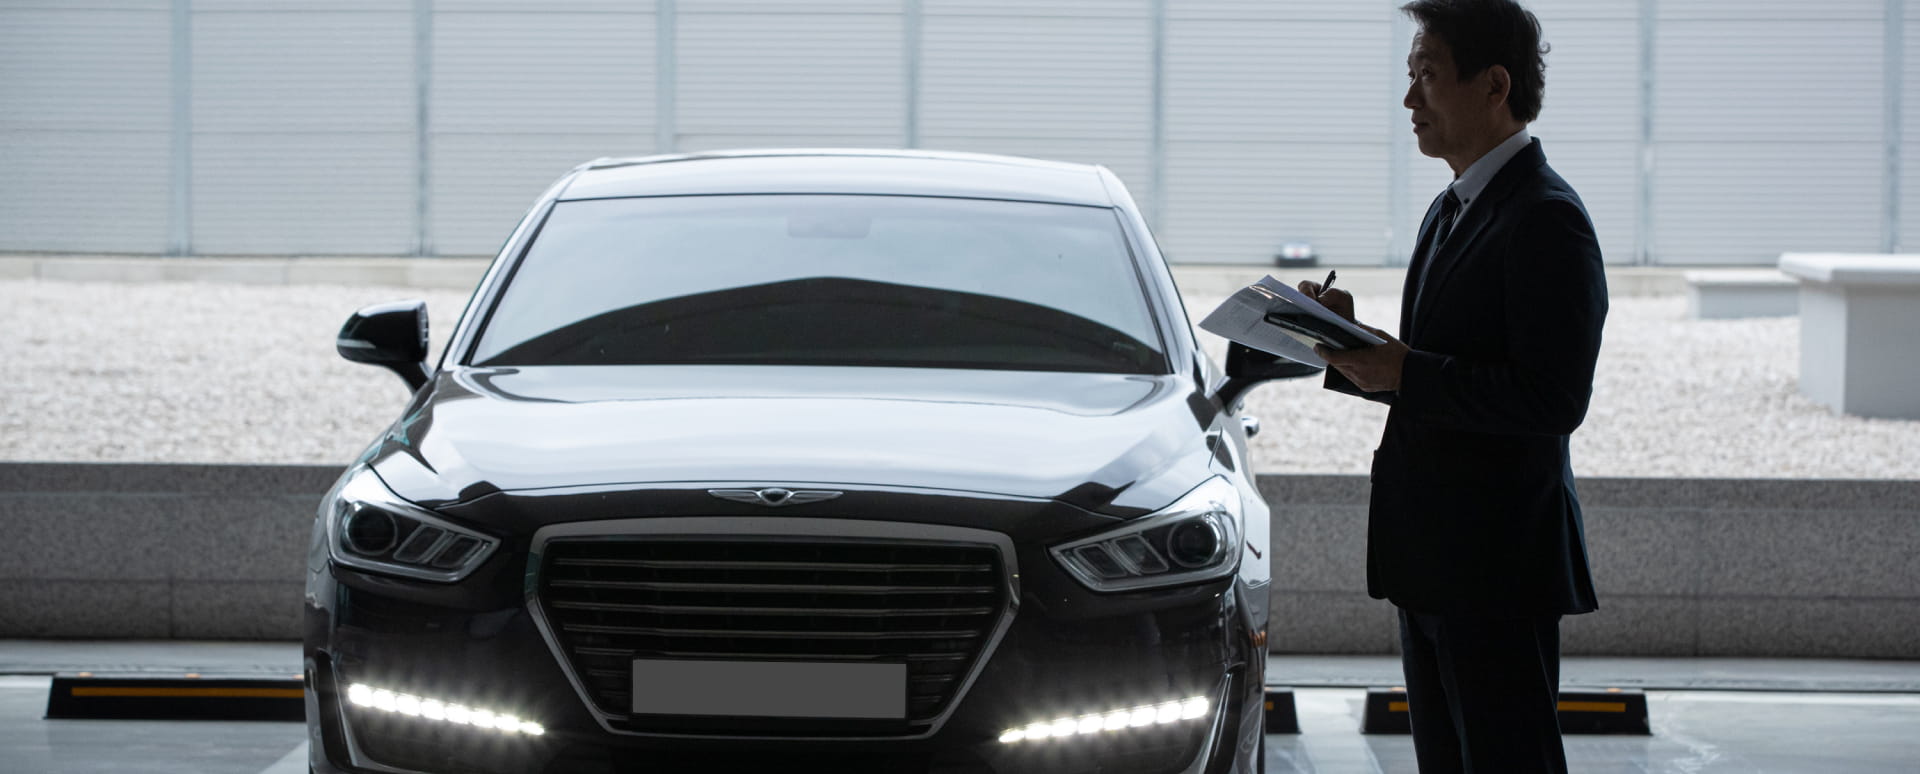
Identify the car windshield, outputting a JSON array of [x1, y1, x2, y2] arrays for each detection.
[[469, 194, 1167, 374]]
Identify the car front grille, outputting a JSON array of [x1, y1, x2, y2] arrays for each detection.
[[537, 537, 1009, 734]]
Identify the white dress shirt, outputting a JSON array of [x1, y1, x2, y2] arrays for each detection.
[[1441, 128, 1532, 238]]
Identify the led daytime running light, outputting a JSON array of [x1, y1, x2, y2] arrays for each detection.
[[998, 696, 1209, 744], [346, 683, 545, 737]]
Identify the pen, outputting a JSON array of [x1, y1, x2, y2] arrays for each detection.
[[1321, 270, 1337, 295]]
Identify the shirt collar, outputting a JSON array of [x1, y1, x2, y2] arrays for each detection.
[[1448, 128, 1531, 209]]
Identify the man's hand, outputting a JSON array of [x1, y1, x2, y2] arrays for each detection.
[[1315, 324, 1409, 393], [1296, 280, 1355, 322]]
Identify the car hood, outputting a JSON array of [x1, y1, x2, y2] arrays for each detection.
[[368, 365, 1213, 510]]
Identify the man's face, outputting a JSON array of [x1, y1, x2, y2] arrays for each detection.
[[1404, 31, 1498, 170]]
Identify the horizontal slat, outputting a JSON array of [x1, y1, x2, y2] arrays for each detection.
[[562, 623, 982, 641], [1659, 0, 1883, 20], [548, 579, 996, 595], [549, 600, 995, 617], [1654, 20, 1882, 143], [573, 646, 973, 662], [552, 557, 994, 573], [0, 9, 171, 132], [581, 669, 958, 686], [192, 11, 414, 132]]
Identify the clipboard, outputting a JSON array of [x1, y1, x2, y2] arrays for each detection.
[[1198, 275, 1386, 367]]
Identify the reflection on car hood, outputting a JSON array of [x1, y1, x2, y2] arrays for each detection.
[[370, 365, 1208, 508]]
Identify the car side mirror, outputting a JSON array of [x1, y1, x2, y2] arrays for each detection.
[[1216, 341, 1322, 412], [338, 300, 430, 392]]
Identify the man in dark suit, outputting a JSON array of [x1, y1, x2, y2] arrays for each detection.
[[1298, 1, 1607, 771]]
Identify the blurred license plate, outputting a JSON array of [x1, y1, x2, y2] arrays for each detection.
[[631, 659, 906, 719]]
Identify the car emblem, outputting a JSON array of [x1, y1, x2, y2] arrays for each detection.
[[708, 487, 843, 507]]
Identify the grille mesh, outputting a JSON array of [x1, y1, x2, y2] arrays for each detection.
[[538, 538, 1006, 732]]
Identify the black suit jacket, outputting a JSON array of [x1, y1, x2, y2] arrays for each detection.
[[1329, 139, 1606, 617]]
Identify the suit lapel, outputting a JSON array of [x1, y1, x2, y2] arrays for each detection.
[[1409, 139, 1546, 335], [1400, 193, 1447, 340]]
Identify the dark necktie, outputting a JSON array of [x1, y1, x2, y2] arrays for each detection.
[[1409, 188, 1462, 316]]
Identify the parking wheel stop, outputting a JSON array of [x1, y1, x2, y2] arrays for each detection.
[[1360, 686, 1650, 735], [44, 672, 306, 722]]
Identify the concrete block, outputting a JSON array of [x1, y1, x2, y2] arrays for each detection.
[[169, 581, 303, 639], [159, 258, 289, 285], [1602, 267, 1687, 296], [1561, 596, 1698, 656], [1267, 504, 1369, 591], [0, 462, 338, 497], [1580, 507, 1701, 596], [405, 258, 490, 290], [1572, 478, 1920, 512], [0, 494, 176, 580], [37, 257, 167, 283], [0, 581, 171, 638], [165, 494, 315, 581], [1257, 475, 1371, 508], [1267, 591, 1398, 655], [0, 256, 34, 279], [1684, 269, 1797, 319], [1697, 599, 1920, 659], [1781, 253, 1920, 418], [286, 258, 412, 287], [1698, 510, 1920, 599]]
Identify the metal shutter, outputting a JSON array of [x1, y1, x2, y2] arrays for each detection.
[[1903, 8, 1920, 251], [674, 1, 904, 152], [190, 4, 415, 255], [429, 4, 657, 256], [1164, 2, 1390, 265], [1652, 1, 1885, 264], [918, 1, 1152, 214], [1525, 3, 1639, 265], [0, 3, 172, 253], [1394, 11, 1459, 267]]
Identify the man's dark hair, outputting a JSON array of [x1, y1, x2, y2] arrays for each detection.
[[1402, 0, 1550, 123]]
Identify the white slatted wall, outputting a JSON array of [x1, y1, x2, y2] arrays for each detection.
[[0, 1, 172, 253], [429, 1, 657, 256], [0, 0, 1909, 266], [918, 0, 1154, 210], [1903, 2, 1920, 251], [1510, 0, 1640, 265], [675, 0, 904, 151], [1652, 0, 1885, 263], [190, 1, 416, 255], [1164, 1, 1391, 265]]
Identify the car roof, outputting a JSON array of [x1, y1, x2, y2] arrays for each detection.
[[558, 148, 1118, 207]]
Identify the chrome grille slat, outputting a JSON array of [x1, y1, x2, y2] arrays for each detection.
[[549, 600, 996, 618], [582, 668, 959, 685], [561, 622, 983, 641], [570, 646, 975, 662], [539, 538, 1007, 734], [549, 579, 996, 595]]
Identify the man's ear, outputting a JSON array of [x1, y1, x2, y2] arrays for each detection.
[[1485, 64, 1513, 108]]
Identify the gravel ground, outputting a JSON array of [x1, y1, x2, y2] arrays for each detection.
[[3, 279, 1915, 479]]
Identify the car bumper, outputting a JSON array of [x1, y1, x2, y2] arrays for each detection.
[[306, 561, 1257, 774]]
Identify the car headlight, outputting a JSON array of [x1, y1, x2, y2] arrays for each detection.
[[324, 467, 499, 583], [1051, 477, 1243, 592]]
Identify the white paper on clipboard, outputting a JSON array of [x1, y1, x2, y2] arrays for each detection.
[[1198, 275, 1386, 367]]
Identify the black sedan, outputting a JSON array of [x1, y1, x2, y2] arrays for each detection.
[[306, 149, 1313, 773]]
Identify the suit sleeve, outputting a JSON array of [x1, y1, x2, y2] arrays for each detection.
[[1323, 364, 1396, 405], [1393, 197, 1607, 435]]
